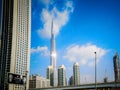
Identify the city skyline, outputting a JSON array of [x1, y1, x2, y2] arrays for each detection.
[[31, 0, 120, 84], [0, 0, 120, 89]]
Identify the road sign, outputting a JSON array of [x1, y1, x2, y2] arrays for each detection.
[[8, 73, 26, 85]]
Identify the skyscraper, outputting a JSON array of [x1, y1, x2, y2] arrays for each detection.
[[58, 65, 66, 86], [0, 0, 31, 90], [50, 20, 57, 86], [73, 62, 80, 85], [113, 52, 120, 82], [47, 66, 54, 86]]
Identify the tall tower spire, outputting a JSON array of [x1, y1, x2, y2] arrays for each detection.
[[50, 19, 57, 86]]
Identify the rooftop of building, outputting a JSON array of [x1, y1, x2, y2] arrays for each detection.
[[29, 74, 50, 81], [74, 62, 79, 66], [58, 65, 66, 69], [47, 65, 53, 69]]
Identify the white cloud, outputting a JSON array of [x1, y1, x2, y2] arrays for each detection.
[[63, 43, 109, 67], [31, 46, 49, 56], [38, 0, 74, 38], [40, 0, 53, 7], [66, 1, 74, 13]]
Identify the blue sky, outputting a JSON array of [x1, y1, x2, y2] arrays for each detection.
[[31, 0, 120, 84]]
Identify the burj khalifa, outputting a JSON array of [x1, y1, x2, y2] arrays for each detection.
[[50, 20, 57, 86]]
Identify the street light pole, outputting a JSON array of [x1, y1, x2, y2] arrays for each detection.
[[94, 52, 97, 90]]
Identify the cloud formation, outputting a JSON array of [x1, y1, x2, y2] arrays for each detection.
[[63, 43, 108, 67], [38, 0, 74, 38], [31, 46, 49, 56]]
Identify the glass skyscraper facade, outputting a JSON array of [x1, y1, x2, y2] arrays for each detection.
[[47, 66, 54, 86], [58, 65, 66, 86], [73, 62, 80, 85]]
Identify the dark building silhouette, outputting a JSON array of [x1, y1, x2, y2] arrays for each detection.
[[103, 77, 108, 83], [0, 1, 14, 89], [113, 52, 120, 82], [69, 76, 74, 86]]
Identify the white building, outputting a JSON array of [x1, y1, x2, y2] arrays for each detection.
[[0, 0, 31, 90], [73, 62, 80, 85], [29, 75, 50, 88]]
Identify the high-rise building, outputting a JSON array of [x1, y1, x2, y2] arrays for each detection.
[[69, 76, 74, 86], [50, 20, 57, 86], [58, 65, 66, 86], [29, 74, 50, 88], [73, 62, 80, 85], [113, 52, 120, 82], [47, 66, 54, 86], [0, 0, 31, 90]]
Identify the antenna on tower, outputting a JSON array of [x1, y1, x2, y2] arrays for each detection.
[[104, 69, 106, 78], [51, 18, 54, 35]]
